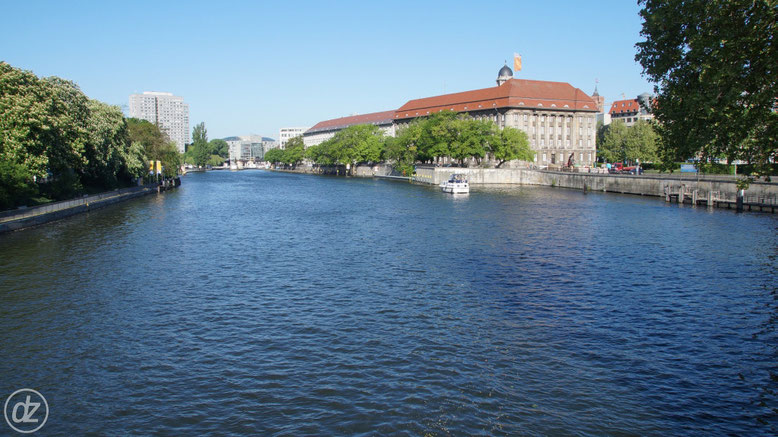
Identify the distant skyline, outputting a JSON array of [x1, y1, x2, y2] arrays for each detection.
[[0, 1, 653, 140]]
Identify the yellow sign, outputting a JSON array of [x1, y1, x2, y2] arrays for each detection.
[[155, 161, 162, 174]]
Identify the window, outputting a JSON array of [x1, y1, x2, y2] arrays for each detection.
[[533, 153, 537, 162], [542, 153, 547, 162], [523, 114, 528, 121], [514, 113, 518, 122], [580, 153, 583, 162]]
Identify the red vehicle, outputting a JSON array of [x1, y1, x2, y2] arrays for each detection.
[[609, 162, 642, 174]]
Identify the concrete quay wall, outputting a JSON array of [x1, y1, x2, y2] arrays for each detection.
[[0, 183, 166, 234], [410, 166, 778, 199]]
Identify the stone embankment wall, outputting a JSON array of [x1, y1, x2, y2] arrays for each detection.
[[411, 166, 778, 200], [272, 164, 777, 201], [0, 182, 176, 234]]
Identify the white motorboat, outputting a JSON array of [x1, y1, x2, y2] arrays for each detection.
[[441, 173, 469, 194]]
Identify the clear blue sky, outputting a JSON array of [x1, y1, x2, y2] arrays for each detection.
[[0, 0, 653, 140]]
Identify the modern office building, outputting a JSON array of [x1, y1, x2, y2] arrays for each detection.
[[225, 135, 276, 162], [278, 127, 309, 148], [129, 91, 190, 153], [303, 111, 396, 148]]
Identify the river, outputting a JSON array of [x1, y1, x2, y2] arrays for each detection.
[[1, 170, 776, 435]]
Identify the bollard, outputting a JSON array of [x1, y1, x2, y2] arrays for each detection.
[[736, 189, 744, 212]]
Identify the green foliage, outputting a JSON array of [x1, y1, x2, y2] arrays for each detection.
[[187, 122, 211, 167], [209, 139, 229, 159], [263, 148, 284, 164], [490, 126, 533, 167], [192, 122, 208, 145], [597, 120, 659, 164], [83, 99, 128, 188], [158, 142, 181, 178], [207, 154, 224, 167], [0, 160, 37, 209], [0, 61, 176, 209], [636, 0, 778, 172], [449, 117, 490, 165], [127, 118, 180, 178], [383, 134, 416, 176], [282, 137, 305, 167], [304, 124, 385, 172], [388, 111, 526, 168]]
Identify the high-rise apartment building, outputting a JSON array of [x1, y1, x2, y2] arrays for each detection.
[[129, 91, 190, 153]]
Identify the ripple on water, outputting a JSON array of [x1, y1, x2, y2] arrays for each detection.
[[0, 171, 776, 435]]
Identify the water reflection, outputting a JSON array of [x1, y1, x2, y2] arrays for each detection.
[[0, 170, 776, 435]]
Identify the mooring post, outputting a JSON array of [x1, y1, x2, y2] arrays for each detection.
[[707, 190, 714, 208], [678, 185, 684, 204], [692, 189, 698, 205], [736, 189, 744, 212]]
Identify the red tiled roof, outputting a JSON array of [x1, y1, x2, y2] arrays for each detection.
[[609, 99, 640, 115], [307, 110, 396, 134], [394, 79, 597, 120]]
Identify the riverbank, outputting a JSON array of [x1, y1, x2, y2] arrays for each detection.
[[272, 164, 778, 212], [0, 178, 181, 234]]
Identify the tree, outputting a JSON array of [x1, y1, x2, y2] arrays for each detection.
[[282, 136, 305, 168], [598, 120, 630, 163], [489, 126, 533, 167], [624, 120, 660, 163], [192, 122, 208, 145], [127, 118, 180, 178], [449, 116, 490, 166], [598, 120, 660, 164], [83, 100, 130, 187], [263, 148, 284, 164], [635, 0, 778, 172], [416, 111, 458, 163], [208, 139, 229, 159], [188, 122, 210, 167]]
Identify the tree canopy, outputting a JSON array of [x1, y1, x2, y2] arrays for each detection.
[[635, 0, 777, 171], [597, 120, 660, 164], [0, 62, 161, 209]]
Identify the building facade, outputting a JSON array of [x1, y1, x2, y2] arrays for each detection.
[[609, 93, 654, 126], [303, 111, 396, 148], [393, 65, 599, 167], [278, 127, 309, 149], [225, 135, 276, 162], [129, 91, 190, 153]]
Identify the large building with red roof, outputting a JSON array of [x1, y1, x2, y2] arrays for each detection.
[[303, 110, 396, 148], [304, 64, 600, 167], [609, 93, 654, 126]]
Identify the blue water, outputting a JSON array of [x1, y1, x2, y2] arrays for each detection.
[[1, 170, 776, 435]]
